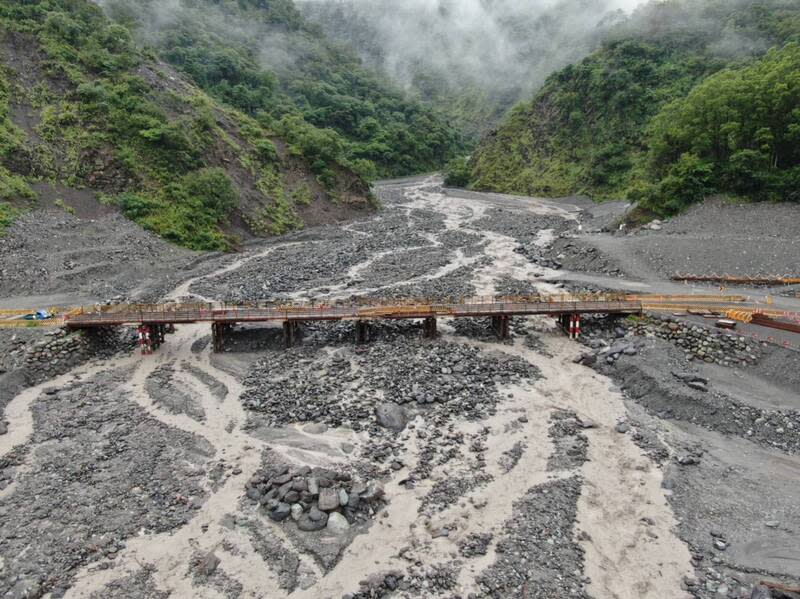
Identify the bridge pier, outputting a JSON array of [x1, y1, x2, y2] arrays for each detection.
[[422, 316, 437, 339], [137, 325, 152, 355], [137, 323, 169, 355], [492, 315, 510, 339], [556, 314, 581, 339], [355, 320, 370, 345], [212, 322, 234, 352], [283, 320, 300, 348]]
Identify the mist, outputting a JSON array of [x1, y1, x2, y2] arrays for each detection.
[[299, 0, 644, 97], [98, 0, 310, 76]]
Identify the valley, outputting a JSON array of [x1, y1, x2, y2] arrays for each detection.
[[2, 0, 800, 597], [1, 177, 798, 598]]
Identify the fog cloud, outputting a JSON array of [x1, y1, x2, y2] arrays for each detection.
[[301, 0, 644, 95]]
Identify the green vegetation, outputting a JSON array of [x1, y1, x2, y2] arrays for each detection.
[[0, 63, 35, 232], [115, 168, 238, 249], [467, 0, 800, 215], [0, 199, 20, 233], [0, 0, 373, 249], [470, 40, 724, 198], [102, 0, 461, 178], [640, 43, 800, 213], [443, 156, 471, 188]]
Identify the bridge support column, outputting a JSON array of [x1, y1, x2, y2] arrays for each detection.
[[355, 320, 370, 345], [571, 314, 581, 340], [212, 322, 234, 353], [422, 316, 437, 339], [150, 324, 162, 351], [138, 323, 173, 355], [556, 314, 582, 339], [283, 320, 300, 348], [492, 315, 510, 340], [137, 324, 153, 355]]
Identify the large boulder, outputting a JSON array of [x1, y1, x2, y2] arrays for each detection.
[[318, 487, 340, 511], [298, 512, 327, 532], [326, 512, 350, 536], [375, 401, 408, 432], [268, 503, 291, 522], [196, 552, 220, 576]]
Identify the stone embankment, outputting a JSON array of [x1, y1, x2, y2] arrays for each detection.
[[18, 327, 131, 384], [578, 314, 763, 369]]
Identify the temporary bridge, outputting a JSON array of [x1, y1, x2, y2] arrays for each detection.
[[60, 294, 644, 353], [5, 293, 794, 355]]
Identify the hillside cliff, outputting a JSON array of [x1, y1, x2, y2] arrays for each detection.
[[467, 0, 800, 215], [0, 0, 380, 249]]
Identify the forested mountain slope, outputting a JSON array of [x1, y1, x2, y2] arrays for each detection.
[[0, 0, 378, 249], [100, 0, 461, 178], [467, 0, 800, 215], [299, 0, 629, 145]]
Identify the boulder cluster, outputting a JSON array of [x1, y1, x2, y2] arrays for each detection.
[[245, 465, 386, 534], [582, 315, 763, 368]]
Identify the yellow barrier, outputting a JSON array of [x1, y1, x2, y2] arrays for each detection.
[[726, 310, 754, 323], [0, 318, 65, 328]]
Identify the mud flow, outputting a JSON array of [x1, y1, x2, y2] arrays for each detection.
[[1, 177, 798, 599]]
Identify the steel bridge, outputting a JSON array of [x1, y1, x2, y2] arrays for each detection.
[[4, 293, 796, 354], [61, 295, 644, 352]]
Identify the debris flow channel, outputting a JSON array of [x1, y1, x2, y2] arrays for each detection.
[[1, 176, 797, 599]]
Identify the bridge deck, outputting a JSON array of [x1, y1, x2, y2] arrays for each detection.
[[64, 298, 644, 328]]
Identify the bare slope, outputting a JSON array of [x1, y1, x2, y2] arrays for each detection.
[[0, 2, 373, 250]]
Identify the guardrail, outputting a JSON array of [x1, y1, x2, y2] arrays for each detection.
[[61, 296, 645, 327]]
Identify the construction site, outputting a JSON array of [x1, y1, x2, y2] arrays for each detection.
[[1, 176, 799, 599]]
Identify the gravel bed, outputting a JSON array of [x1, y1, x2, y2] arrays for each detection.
[[0, 211, 200, 301], [361, 264, 478, 300], [474, 477, 588, 598], [240, 337, 540, 430], [546, 410, 589, 471], [459, 533, 494, 558], [90, 566, 169, 599], [356, 247, 453, 287], [145, 363, 206, 422], [579, 318, 800, 455], [498, 439, 526, 473], [472, 208, 573, 247], [0, 368, 210, 597], [190, 215, 438, 301], [190, 550, 243, 599], [246, 521, 303, 591], [181, 362, 229, 401], [634, 198, 800, 278]]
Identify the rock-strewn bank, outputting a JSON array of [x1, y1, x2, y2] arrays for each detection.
[[2, 176, 798, 598]]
